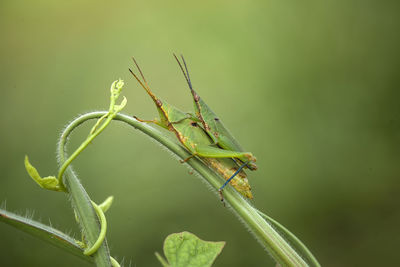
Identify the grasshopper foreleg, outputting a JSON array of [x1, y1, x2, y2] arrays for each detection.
[[133, 115, 158, 124], [179, 153, 198, 163]]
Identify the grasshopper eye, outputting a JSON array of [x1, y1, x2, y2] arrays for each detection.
[[191, 122, 198, 127], [214, 118, 220, 121]]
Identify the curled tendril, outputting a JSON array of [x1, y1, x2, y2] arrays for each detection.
[[74, 196, 119, 266], [25, 80, 125, 267], [83, 201, 108, 256], [57, 79, 127, 188]]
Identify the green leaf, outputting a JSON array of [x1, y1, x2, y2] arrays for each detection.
[[0, 208, 92, 263], [24, 155, 63, 192], [158, 231, 225, 267]]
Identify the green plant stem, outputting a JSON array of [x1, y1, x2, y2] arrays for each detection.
[[57, 110, 116, 189], [59, 111, 315, 266], [155, 252, 170, 267], [62, 168, 111, 266], [256, 210, 321, 267], [58, 114, 113, 267]]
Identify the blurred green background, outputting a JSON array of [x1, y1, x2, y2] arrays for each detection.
[[1, 0, 399, 266]]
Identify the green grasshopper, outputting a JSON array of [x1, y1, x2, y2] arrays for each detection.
[[129, 58, 253, 199], [174, 54, 258, 171]]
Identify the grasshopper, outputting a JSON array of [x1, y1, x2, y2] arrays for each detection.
[[174, 55, 257, 171], [129, 58, 253, 199]]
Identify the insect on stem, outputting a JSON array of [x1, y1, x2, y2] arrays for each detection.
[[130, 56, 254, 200]]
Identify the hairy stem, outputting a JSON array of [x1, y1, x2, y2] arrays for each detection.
[[58, 114, 112, 267], [58, 111, 316, 266]]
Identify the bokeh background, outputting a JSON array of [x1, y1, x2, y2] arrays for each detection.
[[1, 1, 399, 266]]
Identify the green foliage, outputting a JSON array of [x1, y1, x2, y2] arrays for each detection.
[[156, 232, 225, 267], [19, 80, 128, 267], [1, 77, 320, 266]]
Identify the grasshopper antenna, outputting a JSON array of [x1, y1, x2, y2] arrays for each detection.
[[129, 57, 159, 104], [131, 57, 148, 85], [180, 54, 193, 89], [173, 53, 194, 91], [129, 68, 146, 91]]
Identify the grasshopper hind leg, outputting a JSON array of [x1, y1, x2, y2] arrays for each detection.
[[218, 161, 249, 203]]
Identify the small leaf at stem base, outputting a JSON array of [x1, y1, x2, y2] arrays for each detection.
[[157, 231, 225, 267]]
